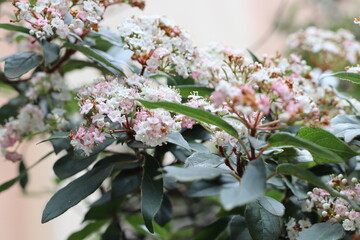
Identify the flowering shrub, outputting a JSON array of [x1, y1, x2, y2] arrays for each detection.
[[1, 1, 360, 239]]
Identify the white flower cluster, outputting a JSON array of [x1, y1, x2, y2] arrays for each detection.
[[285, 218, 312, 240], [26, 72, 71, 102], [118, 16, 195, 78], [303, 174, 360, 232], [13, 0, 144, 39], [287, 27, 360, 67], [72, 74, 183, 154], [0, 104, 47, 162]]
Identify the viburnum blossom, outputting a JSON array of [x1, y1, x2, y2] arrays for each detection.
[[118, 16, 196, 77], [0, 104, 46, 162], [71, 74, 183, 155], [12, 0, 145, 39], [287, 27, 360, 69], [303, 174, 360, 231]]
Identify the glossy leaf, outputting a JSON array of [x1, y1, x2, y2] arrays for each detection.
[[41, 39, 60, 66], [229, 216, 252, 240], [185, 152, 224, 168], [245, 200, 282, 240], [154, 194, 172, 227], [194, 217, 231, 240], [137, 100, 239, 138], [53, 138, 114, 179], [42, 166, 113, 223], [268, 132, 343, 164], [297, 127, 358, 161], [297, 222, 345, 240], [258, 196, 284, 216], [220, 158, 266, 210], [166, 132, 191, 151], [4, 52, 43, 79], [0, 23, 30, 34], [19, 160, 28, 190], [322, 71, 360, 84], [141, 154, 164, 233], [330, 115, 360, 143]]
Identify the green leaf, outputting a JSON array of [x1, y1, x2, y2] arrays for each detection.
[[42, 165, 113, 223], [164, 166, 230, 182], [4, 52, 43, 79], [19, 160, 28, 190], [194, 217, 231, 240], [220, 158, 266, 210], [297, 127, 358, 162], [67, 220, 108, 240], [0, 177, 19, 193], [322, 71, 360, 84], [185, 152, 224, 168], [53, 138, 114, 179], [297, 222, 345, 240], [268, 132, 343, 164], [257, 196, 284, 216], [245, 200, 282, 240], [0, 23, 30, 34], [59, 59, 104, 74], [63, 43, 125, 76], [41, 39, 60, 66], [141, 154, 164, 233], [137, 100, 239, 138], [277, 164, 360, 210], [176, 85, 214, 98]]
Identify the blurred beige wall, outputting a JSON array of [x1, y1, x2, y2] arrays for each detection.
[[0, 0, 308, 239]]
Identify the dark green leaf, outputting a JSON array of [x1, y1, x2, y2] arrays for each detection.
[[0, 95, 28, 124], [4, 52, 43, 79], [112, 170, 142, 199], [297, 127, 358, 162], [194, 217, 231, 240], [63, 43, 125, 76], [53, 138, 114, 179], [59, 59, 104, 74], [154, 194, 172, 227], [0, 177, 19, 193], [42, 166, 113, 223], [84, 199, 122, 220], [297, 222, 345, 240], [245, 200, 282, 240], [38, 132, 69, 144], [268, 132, 343, 164], [137, 100, 239, 138], [0, 23, 30, 34], [41, 39, 60, 66], [101, 222, 122, 240], [322, 71, 360, 84], [220, 158, 266, 210], [67, 220, 108, 240], [141, 154, 164, 233], [19, 160, 28, 190], [188, 175, 237, 198], [229, 216, 252, 240], [94, 153, 139, 170]]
